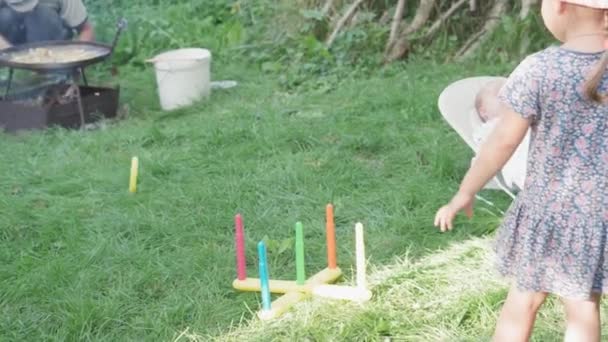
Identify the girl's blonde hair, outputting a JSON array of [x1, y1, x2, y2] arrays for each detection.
[[583, 11, 608, 103]]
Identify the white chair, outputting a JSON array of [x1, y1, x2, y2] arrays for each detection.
[[437, 76, 530, 199]]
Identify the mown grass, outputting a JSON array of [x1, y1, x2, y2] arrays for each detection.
[[0, 53, 518, 341], [215, 238, 579, 341]]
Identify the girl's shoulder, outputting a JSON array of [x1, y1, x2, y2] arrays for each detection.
[[506, 50, 549, 82], [515, 46, 604, 86], [524, 45, 603, 67], [518, 46, 559, 69], [509, 46, 586, 81]]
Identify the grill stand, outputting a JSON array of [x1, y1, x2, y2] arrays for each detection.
[[4, 66, 91, 129], [1, 18, 125, 131], [4, 68, 13, 98]]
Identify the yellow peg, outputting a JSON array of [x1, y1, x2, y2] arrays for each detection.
[[129, 157, 139, 193]]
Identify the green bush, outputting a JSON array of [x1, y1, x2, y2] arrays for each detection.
[[89, 1, 553, 89], [90, 0, 242, 66]]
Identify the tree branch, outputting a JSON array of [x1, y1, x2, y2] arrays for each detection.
[[455, 0, 509, 61], [422, 0, 468, 40], [326, 0, 367, 47], [403, 0, 436, 36], [385, 0, 407, 55], [520, 0, 538, 19], [322, 0, 335, 16], [383, 0, 435, 62]]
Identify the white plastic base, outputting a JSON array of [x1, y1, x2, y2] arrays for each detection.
[[313, 284, 372, 302]]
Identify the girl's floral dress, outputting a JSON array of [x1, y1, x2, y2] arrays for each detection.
[[497, 46, 608, 299]]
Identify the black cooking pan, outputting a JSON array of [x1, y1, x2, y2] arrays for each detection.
[[0, 18, 126, 72]]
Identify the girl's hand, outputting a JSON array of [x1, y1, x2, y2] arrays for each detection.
[[434, 192, 475, 232]]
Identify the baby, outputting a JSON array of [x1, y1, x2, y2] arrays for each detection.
[[475, 78, 507, 123], [471, 78, 507, 147], [471, 78, 529, 192]]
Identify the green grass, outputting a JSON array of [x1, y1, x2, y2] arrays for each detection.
[[1, 56, 518, 340]]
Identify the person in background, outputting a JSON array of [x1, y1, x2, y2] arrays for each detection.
[[0, 0, 94, 50]]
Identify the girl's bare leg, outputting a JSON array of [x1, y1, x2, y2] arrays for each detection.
[[493, 285, 548, 342], [563, 293, 601, 342]]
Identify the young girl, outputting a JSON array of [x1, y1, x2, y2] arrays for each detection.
[[435, 1, 608, 341]]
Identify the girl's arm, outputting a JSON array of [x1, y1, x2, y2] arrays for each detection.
[[458, 107, 531, 197], [435, 54, 541, 231], [434, 108, 531, 231]]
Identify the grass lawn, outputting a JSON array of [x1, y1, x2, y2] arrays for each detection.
[[1, 57, 522, 341]]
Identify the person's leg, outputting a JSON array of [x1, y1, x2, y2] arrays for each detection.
[[23, 5, 71, 43], [563, 293, 601, 342], [493, 285, 548, 342], [0, 6, 26, 44]]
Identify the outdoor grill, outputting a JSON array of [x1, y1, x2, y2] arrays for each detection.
[[0, 19, 126, 132]]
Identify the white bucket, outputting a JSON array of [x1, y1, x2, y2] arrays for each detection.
[[150, 48, 212, 111]]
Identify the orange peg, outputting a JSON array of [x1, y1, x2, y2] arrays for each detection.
[[326, 204, 337, 269]]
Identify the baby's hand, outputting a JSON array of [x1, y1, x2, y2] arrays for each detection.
[[434, 192, 475, 232]]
